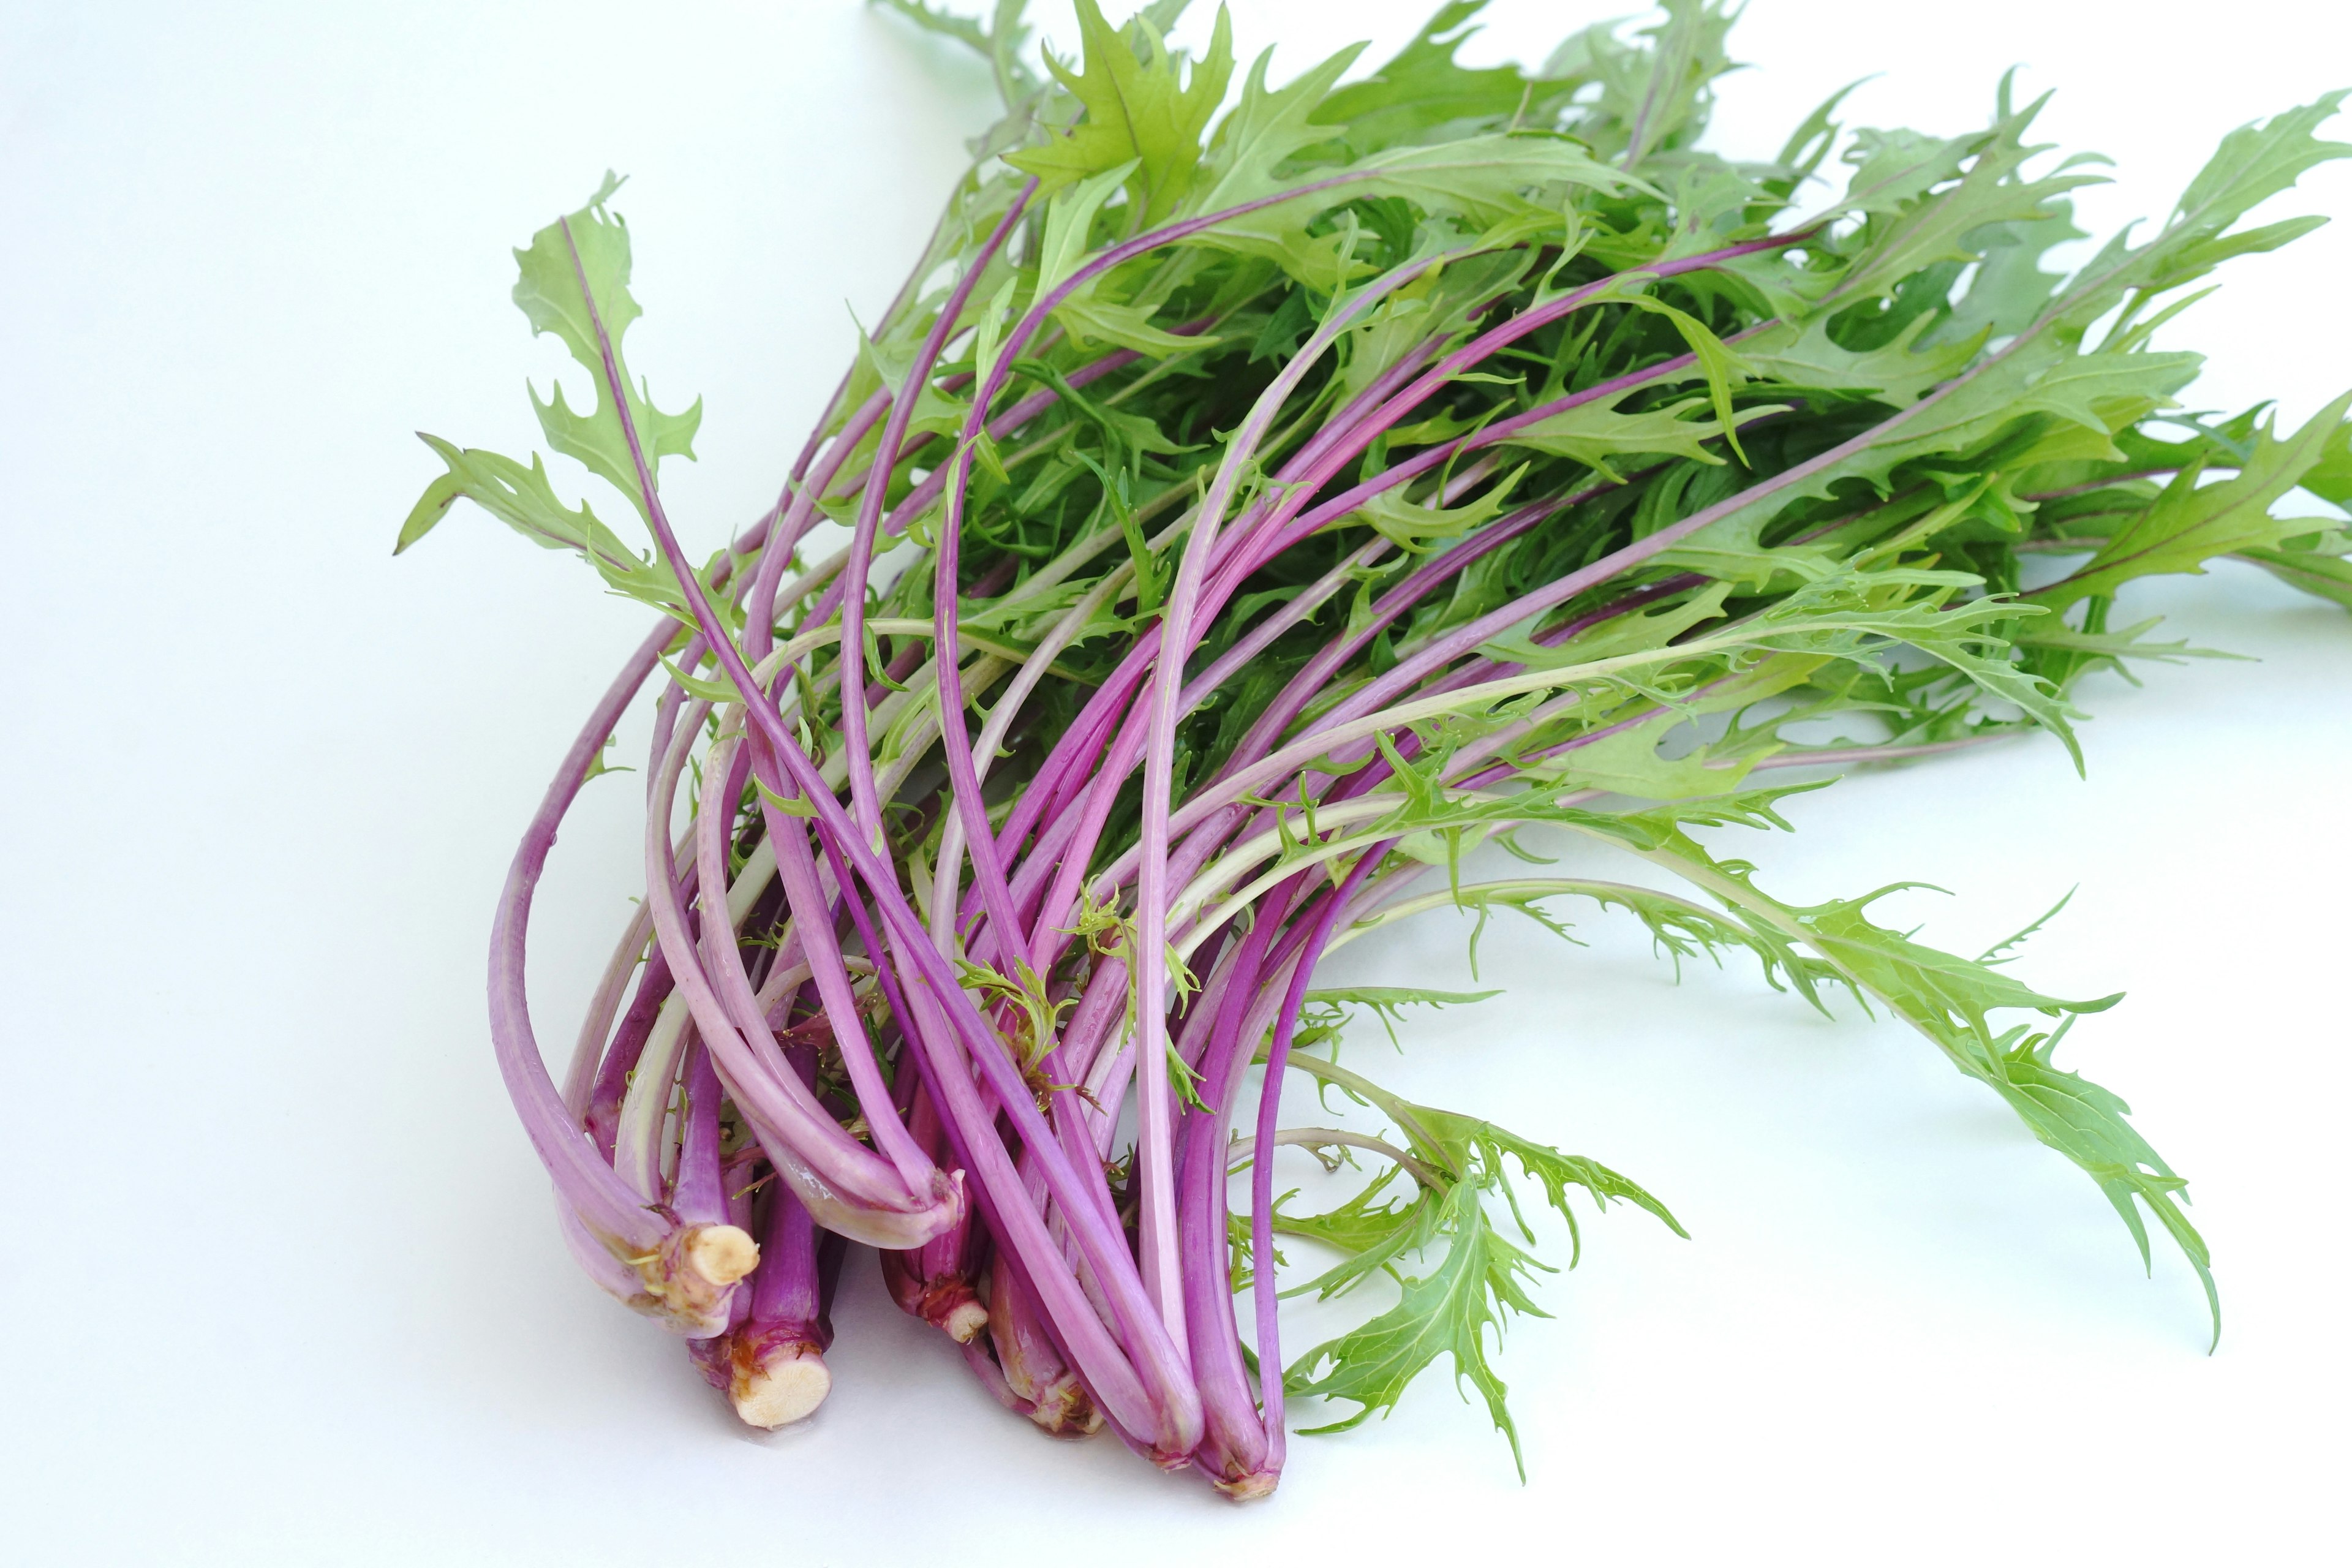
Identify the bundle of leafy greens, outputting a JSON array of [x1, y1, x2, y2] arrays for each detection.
[[397, 0, 2351, 1491]]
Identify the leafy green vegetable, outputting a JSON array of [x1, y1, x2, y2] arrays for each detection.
[[401, 0, 2348, 1490]]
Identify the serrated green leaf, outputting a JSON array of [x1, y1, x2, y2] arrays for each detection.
[[2030, 390, 2352, 611], [1738, 311, 1978, 407], [2238, 537, 2352, 611], [399, 434, 687, 616], [1501, 391, 1788, 477], [510, 174, 702, 521], [1313, 1, 1537, 154], [1615, 833, 2217, 1346], [1285, 1181, 1543, 1474], [1008, 0, 1234, 226], [1354, 464, 1526, 552], [1822, 96, 2101, 311]]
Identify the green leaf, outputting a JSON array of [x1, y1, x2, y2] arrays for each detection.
[[1313, 1, 1538, 154], [1033, 158, 1139, 298], [1932, 200, 2088, 347], [2238, 535, 2352, 611], [1834, 125, 1976, 219], [1273, 1169, 1433, 1259], [1501, 391, 1789, 477], [1276, 1168, 1446, 1303], [1616, 833, 2217, 1346], [510, 173, 703, 521], [663, 651, 745, 706], [1189, 133, 1639, 285], [2296, 414, 2352, 505], [1601, 281, 1762, 462], [1483, 581, 1735, 669], [1335, 246, 1534, 402], [394, 470, 465, 555], [1052, 291, 1211, 355], [1191, 38, 1364, 213], [1303, 984, 1501, 1049], [1741, 573, 2086, 767], [1530, 669, 1812, 802], [1660, 343, 2202, 584], [1562, 0, 1740, 168], [2011, 617, 2244, 668], [1408, 1104, 1687, 1257], [399, 434, 687, 616], [1795, 886, 2121, 1031], [1823, 96, 2103, 312], [1354, 464, 1526, 551], [1736, 311, 1978, 408], [2141, 91, 2352, 295], [1008, 0, 1234, 227], [1285, 1180, 1545, 1476], [2030, 390, 2352, 611]]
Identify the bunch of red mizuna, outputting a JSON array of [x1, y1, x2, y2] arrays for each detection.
[[398, 0, 2352, 1492]]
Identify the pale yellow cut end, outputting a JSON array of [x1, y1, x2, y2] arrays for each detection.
[[940, 1298, 990, 1344], [685, 1224, 760, 1286], [1214, 1469, 1279, 1502], [732, 1352, 832, 1429]]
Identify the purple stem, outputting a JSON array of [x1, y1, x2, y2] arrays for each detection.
[[749, 1044, 824, 1330], [671, 1040, 728, 1228], [489, 619, 674, 1250], [586, 932, 676, 1159], [840, 184, 1035, 848], [742, 388, 892, 663], [1128, 250, 1447, 1352], [1177, 892, 1284, 1487], [1249, 851, 1384, 1474]]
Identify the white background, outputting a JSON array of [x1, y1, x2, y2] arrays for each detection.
[[4, 2, 2348, 1563]]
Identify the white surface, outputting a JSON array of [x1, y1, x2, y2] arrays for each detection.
[[3, 2, 2348, 1563]]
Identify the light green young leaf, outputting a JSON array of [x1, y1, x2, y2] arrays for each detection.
[[511, 173, 702, 521], [398, 435, 687, 617], [1032, 157, 1139, 298], [1193, 40, 1364, 210], [1009, 0, 1234, 226]]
